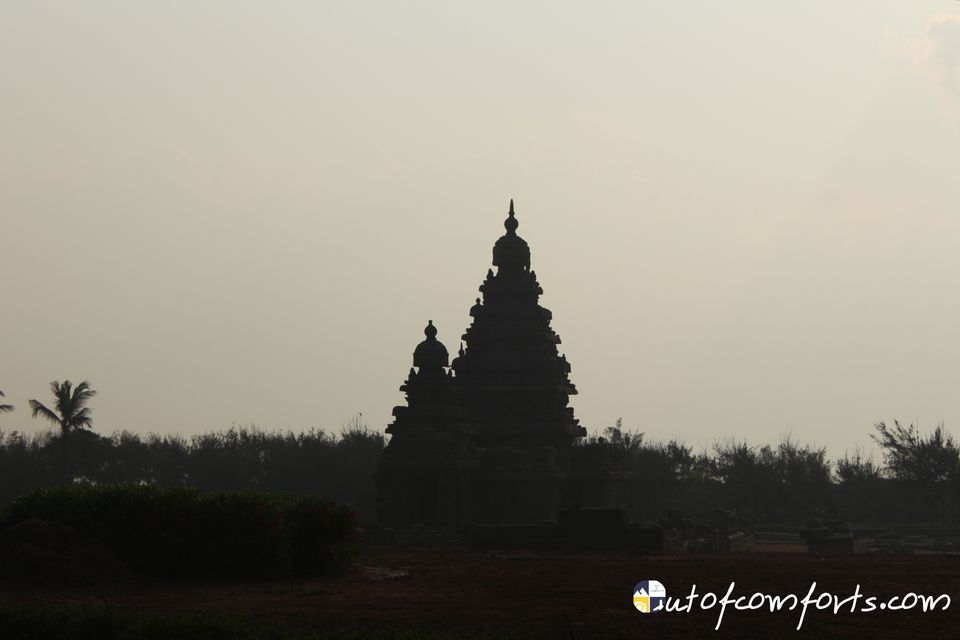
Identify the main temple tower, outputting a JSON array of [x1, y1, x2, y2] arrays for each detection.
[[452, 200, 585, 522]]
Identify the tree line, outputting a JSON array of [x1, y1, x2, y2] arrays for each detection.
[[0, 381, 383, 520], [2, 382, 959, 526], [573, 419, 960, 526]]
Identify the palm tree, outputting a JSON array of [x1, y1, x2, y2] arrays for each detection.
[[0, 391, 13, 413], [29, 380, 97, 434], [0, 390, 13, 414], [29, 380, 97, 484]]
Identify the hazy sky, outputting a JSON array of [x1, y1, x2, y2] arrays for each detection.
[[2, 1, 959, 457]]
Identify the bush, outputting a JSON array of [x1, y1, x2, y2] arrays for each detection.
[[0, 425, 385, 523], [285, 495, 361, 577], [0, 485, 361, 579]]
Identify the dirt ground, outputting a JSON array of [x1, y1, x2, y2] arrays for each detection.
[[3, 545, 960, 639]]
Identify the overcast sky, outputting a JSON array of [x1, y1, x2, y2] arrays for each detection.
[[2, 1, 959, 457]]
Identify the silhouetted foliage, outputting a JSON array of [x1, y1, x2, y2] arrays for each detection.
[[871, 421, 960, 483], [0, 485, 361, 579], [0, 425, 384, 521], [0, 390, 13, 414], [835, 447, 882, 484], [569, 418, 960, 526], [833, 447, 884, 522], [26, 380, 98, 485], [2, 418, 959, 526], [870, 421, 960, 525], [28, 381, 96, 435]]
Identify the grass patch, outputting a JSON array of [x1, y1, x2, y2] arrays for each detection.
[[0, 603, 511, 640]]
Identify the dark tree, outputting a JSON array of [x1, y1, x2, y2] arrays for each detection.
[[835, 448, 882, 484], [871, 421, 959, 484], [28, 380, 98, 484], [872, 421, 960, 524], [0, 390, 13, 414], [28, 380, 97, 435]]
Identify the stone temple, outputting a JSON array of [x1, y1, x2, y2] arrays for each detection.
[[377, 200, 593, 528]]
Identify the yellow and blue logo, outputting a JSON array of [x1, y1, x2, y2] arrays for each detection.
[[633, 580, 666, 614]]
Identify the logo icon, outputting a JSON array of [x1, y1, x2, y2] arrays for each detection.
[[633, 580, 666, 613]]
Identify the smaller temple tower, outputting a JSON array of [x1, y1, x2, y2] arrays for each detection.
[[376, 321, 477, 529]]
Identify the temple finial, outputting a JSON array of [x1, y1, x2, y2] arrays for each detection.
[[505, 198, 519, 234]]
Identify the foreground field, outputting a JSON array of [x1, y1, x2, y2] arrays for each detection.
[[2, 547, 959, 639]]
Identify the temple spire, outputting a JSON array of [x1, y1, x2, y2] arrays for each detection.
[[505, 198, 519, 235], [493, 198, 529, 269]]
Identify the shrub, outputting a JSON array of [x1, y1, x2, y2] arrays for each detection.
[[0, 485, 360, 579], [285, 495, 362, 577]]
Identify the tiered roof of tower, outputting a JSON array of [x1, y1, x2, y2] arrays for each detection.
[[451, 200, 585, 448]]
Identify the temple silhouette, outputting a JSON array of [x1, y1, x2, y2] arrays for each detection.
[[378, 201, 620, 529]]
